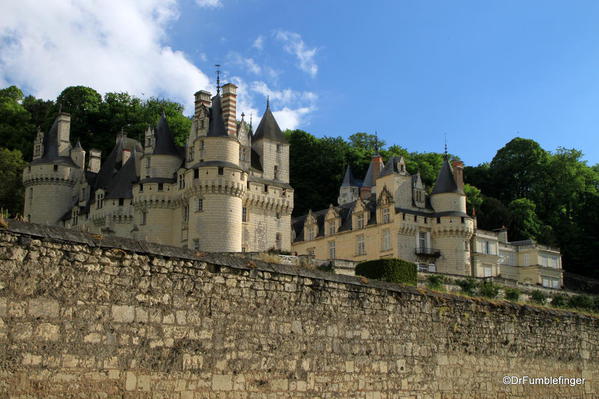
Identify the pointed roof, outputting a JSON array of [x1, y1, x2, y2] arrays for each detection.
[[341, 165, 360, 187], [253, 102, 287, 143], [31, 113, 77, 167], [105, 149, 139, 199], [432, 159, 463, 195], [207, 94, 228, 137], [94, 136, 123, 190], [380, 156, 406, 177], [362, 161, 375, 188], [153, 113, 183, 157]]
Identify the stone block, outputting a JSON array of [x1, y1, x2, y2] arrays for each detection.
[[212, 374, 233, 391], [125, 371, 137, 391], [112, 305, 135, 323]]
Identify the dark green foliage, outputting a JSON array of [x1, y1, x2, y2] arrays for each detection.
[[456, 279, 478, 295], [0, 148, 27, 217], [504, 287, 521, 301], [550, 294, 568, 308], [567, 294, 594, 311], [355, 258, 417, 286], [530, 290, 547, 305], [478, 281, 500, 298], [426, 274, 445, 290]]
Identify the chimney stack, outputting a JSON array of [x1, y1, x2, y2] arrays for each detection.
[[452, 160, 464, 191], [88, 149, 102, 173], [221, 83, 238, 136], [194, 90, 211, 118], [57, 112, 71, 156], [122, 149, 131, 165]]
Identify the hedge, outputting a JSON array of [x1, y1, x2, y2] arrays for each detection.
[[355, 258, 417, 286]]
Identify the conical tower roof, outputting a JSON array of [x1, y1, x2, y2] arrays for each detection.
[[207, 94, 228, 137], [105, 149, 139, 199], [341, 165, 360, 187], [432, 159, 463, 194], [253, 102, 287, 143], [153, 113, 182, 157]]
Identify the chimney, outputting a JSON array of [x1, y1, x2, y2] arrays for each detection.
[[452, 160, 464, 191], [372, 155, 384, 183], [57, 112, 71, 156], [88, 149, 102, 173], [194, 90, 211, 118], [33, 127, 44, 160], [221, 83, 238, 136], [496, 227, 508, 243]]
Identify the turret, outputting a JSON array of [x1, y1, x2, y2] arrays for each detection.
[[360, 154, 384, 200], [338, 165, 360, 205], [252, 100, 289, 182], [70, 140, 85, 169], [430, 158, 466, 214], [141, 114, 184, 180], [22, 113, 81, 224]]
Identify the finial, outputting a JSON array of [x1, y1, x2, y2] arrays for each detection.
[[374, 131, 379, 155], [215, 64, 221, 95], [241, 112, 245, 121], [249, 113, 253, 128], [266, 95, 270, 109], [444, 133, 448, 160]]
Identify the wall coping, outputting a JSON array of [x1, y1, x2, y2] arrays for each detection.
[[2, 220, 597, 321]]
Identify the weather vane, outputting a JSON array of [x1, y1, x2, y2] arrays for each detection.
[[215, 64, 221, 94]]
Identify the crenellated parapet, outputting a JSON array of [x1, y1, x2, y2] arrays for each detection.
[[23, 164, 79, 187]]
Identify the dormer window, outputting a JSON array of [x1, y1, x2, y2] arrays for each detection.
[[200, 140, 205, 150], [328, 220, 336, 235], [178, 174, 185, 189], [382, 208, 390, 223], [357, 213, 364, 229]]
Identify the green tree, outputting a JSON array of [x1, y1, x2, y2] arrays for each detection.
[[476, 196, 511, 231], [0, 148, 27, 217], [464, 184, 483, 215], [508, 198, 542, 241], [0, 86, 36, 159]]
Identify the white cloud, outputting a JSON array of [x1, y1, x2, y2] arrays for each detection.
[[252, 35, 264, 50], [195, 0, 223, 8], [228, 52, 262, 75], [0, 0, 210, 113], [273, 107, 314, 131], [250, 81, 317, 105], [274, 30, 318, 77]]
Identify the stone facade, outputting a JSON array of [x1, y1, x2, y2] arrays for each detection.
[[22, 83, 293, 253], [292, 156, 564, 289], [0, 221, 596, 398]]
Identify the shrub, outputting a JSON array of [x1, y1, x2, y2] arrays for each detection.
[[456, 278, 477, 295], [478, 281, 500, 298], [504, 288, 521, 301], [426, 274, 445, 290], [530, 290, 547, 305], [355, 258, 417, 286], [550, 294, 568, 308], [567, 294, 594, 311], [317, 262, 333, 273]]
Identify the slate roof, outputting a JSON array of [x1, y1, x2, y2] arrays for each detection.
[[207, 95, 228, 137], [432, 159, 463, 195], [30, 113, 78, 168], [153, 114, 184, 158], [105, 150, 139, 199], [253, 103, 287, 143], [341, 165, 361, 187], [380, 156, 403, 177]]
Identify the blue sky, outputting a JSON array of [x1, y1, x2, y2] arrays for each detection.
[[2, 0, 599, 166]]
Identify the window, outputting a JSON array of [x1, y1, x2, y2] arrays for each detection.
[[523, 254, 529, 266], [418, 232, 426, 250], [264, 185, 269, 193], [437, 217, 441, 224], [307, 226, 315, 241], [328, 220, 336, 235], [97, 193, 104, 209], [200, 140, 205, 150], [484, 241, 491, 255], [483, 265, 493, 277], [242, 207, 247, 222], [274, 165, 279, 180], [118, 198, 124, 206], [382, 208, 390, 223], [158, 183, 164, 191], [193, 239, 200, 250], [218, 167, 224, 175], [424, 217, 427, 224], [414, 215, 417, 222], [356, 213, 364, 229], [275, 233, 282, 250], [461, 217, 465, 224], [179, 174, 185, 189], [183, 204, 189, 223], [542, 277, 560, 289], [356, 234, 365, 256], [276, 144, 282, 153], [328, 241, 336, 259], [139, 184, 144, 192], [141, 211, 147, 225], [402, 213, 406, 221], [53, 165, 58, 172], [382, 229, 391, 251], [188, 146, 194, 161], [197, 198, 203, 212], [72, 209, 78, 226], [145, 157, 151, 169]]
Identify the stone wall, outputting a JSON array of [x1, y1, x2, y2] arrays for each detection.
[[0, 221, 597, 398]]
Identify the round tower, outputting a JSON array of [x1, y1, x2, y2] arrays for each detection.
[[193, 92, 246, 252], [22, 113, 81, 224], [430, 159, 473, 274]]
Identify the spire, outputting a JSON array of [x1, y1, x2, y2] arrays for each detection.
[[374, 131, 380, 155], [266, 95, 270, 109], [253, 100, 287, 143], [215, 64, 221, 95], [444, 133, 448, 160], [432, 159, 463, 195], [341, 165, 358, 187], [153, 114, 183, 157], [207, 94, 228, 137]]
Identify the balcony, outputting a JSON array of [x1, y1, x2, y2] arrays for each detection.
[[415, 247, 441, 257]]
